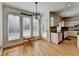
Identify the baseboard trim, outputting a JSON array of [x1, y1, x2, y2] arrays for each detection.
[[3, 38, 41, 49]]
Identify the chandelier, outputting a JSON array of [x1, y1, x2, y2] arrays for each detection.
[[34, 2, 40, 19]]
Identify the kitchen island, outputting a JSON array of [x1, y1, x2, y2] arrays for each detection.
[[50, 32, 62, 44]]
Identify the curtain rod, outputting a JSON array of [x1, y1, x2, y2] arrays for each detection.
[[20, 12, 32, 16]]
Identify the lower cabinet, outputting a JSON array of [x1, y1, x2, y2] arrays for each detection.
[[51, 32, 62, 44], [77, 35, 79, 48], [64, 31, 78, 38]]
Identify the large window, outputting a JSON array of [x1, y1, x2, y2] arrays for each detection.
[[8, 14, 20, 41], [8, 13, 40, 41], [42, 19, 48, 38], [33, 16, 39, 36], [23, 16, 31, 37]]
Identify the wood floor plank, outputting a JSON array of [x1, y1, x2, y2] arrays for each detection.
[[2, 37, 79, 56]]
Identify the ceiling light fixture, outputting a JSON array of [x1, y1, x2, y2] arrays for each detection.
[[34, 2, 40, 20], [67, 3, 72, 7]]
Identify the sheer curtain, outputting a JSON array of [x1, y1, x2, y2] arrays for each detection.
[[33, 16, 39, 36], [23, 16, 31, 38], [8, 14, 20, 41]]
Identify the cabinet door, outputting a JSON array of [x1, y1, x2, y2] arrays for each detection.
[[50, 17, 54, 26], [50, 16, 60, 26], [51, 33, 58, 44], [58, 33, 62, 42], [54, 19, 59, 26]]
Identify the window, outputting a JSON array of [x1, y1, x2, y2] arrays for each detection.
[[42, 19, 48, 38], [23, 16, 31, 37], [8, 13, 41, 41], [8, 14, 20, 41], [33, 16, 39, 36]]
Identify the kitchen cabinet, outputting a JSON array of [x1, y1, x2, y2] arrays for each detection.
[[51, 32, 62, 44], [64, 31, 78, 38], [50, 17, 54, 26], [77, 33, 79, 48], [50, 16, 61, 27]]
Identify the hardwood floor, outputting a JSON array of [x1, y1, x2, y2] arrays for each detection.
[[2, 37, 79, 56], [0, 49, 2, 56]]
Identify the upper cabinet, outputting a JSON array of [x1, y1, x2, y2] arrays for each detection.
[[50, 17, 54, 26], [50, 12, 62, 27]]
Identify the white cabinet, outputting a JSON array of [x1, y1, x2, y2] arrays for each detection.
[[58, 32, 62, 42], [77, 35, 79, 48], [51, 33, 58, 44], [51, 32, 62, 44], [50, 17, 54, 26], [50, 16, 61, 26], [54, 18, 59, 26], [68, 31, 77, 37], [64, 31, 78, 38], [64, 31, 68, 38]]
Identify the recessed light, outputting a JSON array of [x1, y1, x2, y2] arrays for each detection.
[[67, 3, 72, 7]]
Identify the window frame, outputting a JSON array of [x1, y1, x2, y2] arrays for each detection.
[[22, 15, 33, 38], [7, 12, 21, 42]]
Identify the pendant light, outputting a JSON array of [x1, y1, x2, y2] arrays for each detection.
[[34, 2, 40, 20]]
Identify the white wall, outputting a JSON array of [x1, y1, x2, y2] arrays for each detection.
[[0, 3, 3, 47]]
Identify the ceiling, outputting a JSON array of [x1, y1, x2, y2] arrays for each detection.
[[3, 2, 79, 17]]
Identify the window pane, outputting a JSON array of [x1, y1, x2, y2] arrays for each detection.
[[8, 14, 20, 41], [33, 16, 39, 36], [42, 19, 48, 38], [23, 16, 31, 37]]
